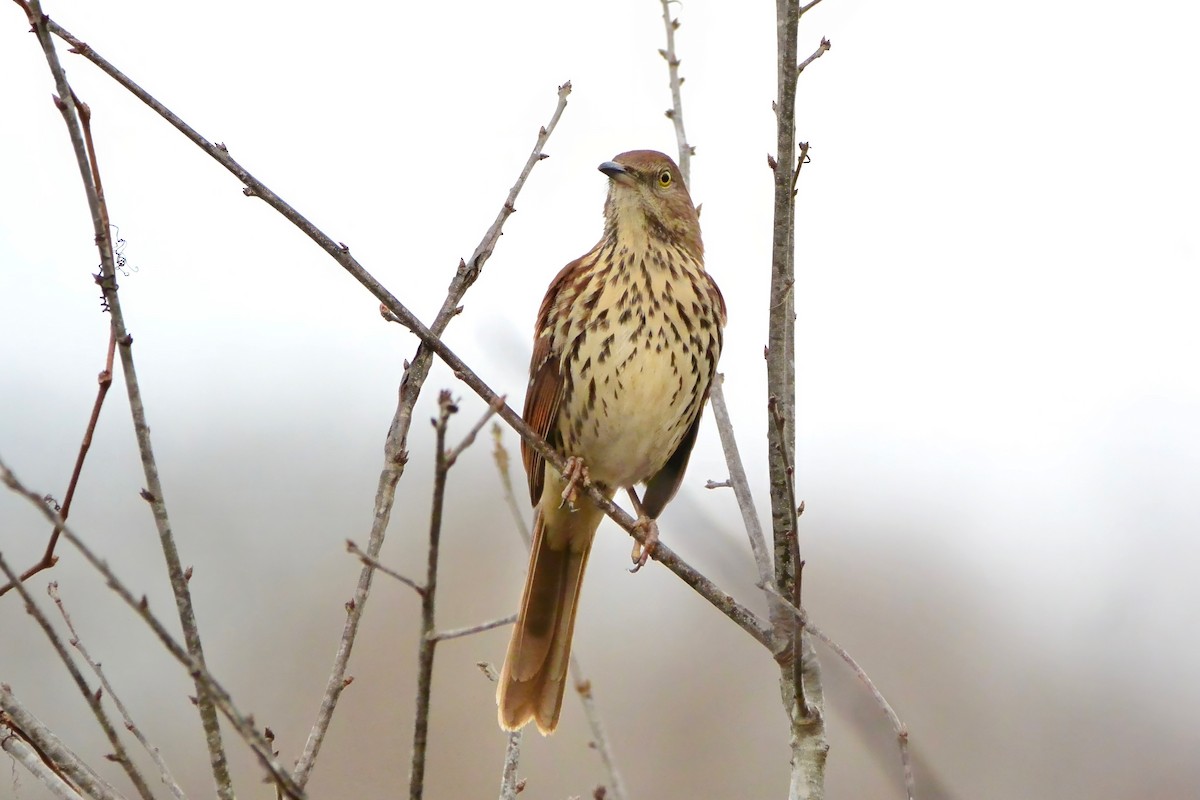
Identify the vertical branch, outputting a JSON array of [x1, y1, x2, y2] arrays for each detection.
[[769, 0, 801, 629], [20, 3, 234, 797], [496, 730, 523, 800], [658, 0, 693, 179], [769, 1, 832, 797], [408, 392, 455, 800]]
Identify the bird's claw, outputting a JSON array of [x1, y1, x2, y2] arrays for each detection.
[[558, 456, 591, 510], [628, 516, 659, 574]]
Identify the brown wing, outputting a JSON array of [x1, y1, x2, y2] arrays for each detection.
[[522, 257, 585, 506]]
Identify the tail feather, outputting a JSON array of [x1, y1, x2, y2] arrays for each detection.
[[497, 497, 601, 734]]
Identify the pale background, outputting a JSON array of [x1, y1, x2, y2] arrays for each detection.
[[2, 1, 1198, 798]]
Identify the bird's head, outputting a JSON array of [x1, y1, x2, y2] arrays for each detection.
[[599, 150, 702, 260]]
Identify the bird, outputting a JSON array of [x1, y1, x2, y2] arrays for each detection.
[[496, 150, 726, 734]]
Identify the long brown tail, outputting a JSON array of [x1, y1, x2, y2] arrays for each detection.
[[497, 496, 603, 734]]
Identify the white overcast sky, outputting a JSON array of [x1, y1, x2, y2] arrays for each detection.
[[2, 1, 1199, 797]]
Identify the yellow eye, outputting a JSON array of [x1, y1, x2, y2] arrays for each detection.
[[658, 170, 672, 187]]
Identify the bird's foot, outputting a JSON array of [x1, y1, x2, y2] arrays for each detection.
[[629, 516, 660, 574], [559, 456, 591, 510]]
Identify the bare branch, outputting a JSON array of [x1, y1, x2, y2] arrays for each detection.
[[0, 460, 305, 799], [571, 668, 627, 800], [765, 586, 914, 800], [0, 687, 124, 800], [21, 5, 234, 793], [445, 395, 506, 467], [712, 375, 776, 591], [1, 720, 88, 800], [0, 329, 115, 598], [429, 614, 516, 643], [496, 729, 523, 800], [798, 37, 832, 76], [48, 583, 188, 800], [491, 425, 532, 545], [408, 391, 457, 800], [769, 1, 829, 795], [659, 0, 694, 180], [345, 540, 425, 595], [0, 552, 155, 800]]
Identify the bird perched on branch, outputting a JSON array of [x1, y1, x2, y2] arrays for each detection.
[[497, 150, 725, 734]]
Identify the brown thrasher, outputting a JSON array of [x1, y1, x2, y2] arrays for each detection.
[[497, 150, 725, 734]]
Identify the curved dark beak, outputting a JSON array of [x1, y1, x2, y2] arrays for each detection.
[[598, 161, 628, 180]]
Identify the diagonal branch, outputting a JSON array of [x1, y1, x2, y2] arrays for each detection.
[[0, 329, 115, 598]]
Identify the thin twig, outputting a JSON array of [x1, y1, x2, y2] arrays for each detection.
[[713, 375, 776, 593], [798, 37, 832, 75], [20, 5, 235, 795], [765, 586, 914, 800], [571, 666, 627, 800], [429, 614, 516, 643], [445, 395, 505, 467], [408, 391, 456, 800], [0, 552, 155, 800], [490, 429, 628, 800], [0, 686, 124, 800], [0, 460, 306, 799], [658, 0, 693, 179], [48, 582, 189, 800], [497, 729, 523, 800], [491, 425, 531, 544], [345, 540, 425, 595], [0, 330, 115, 598]]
